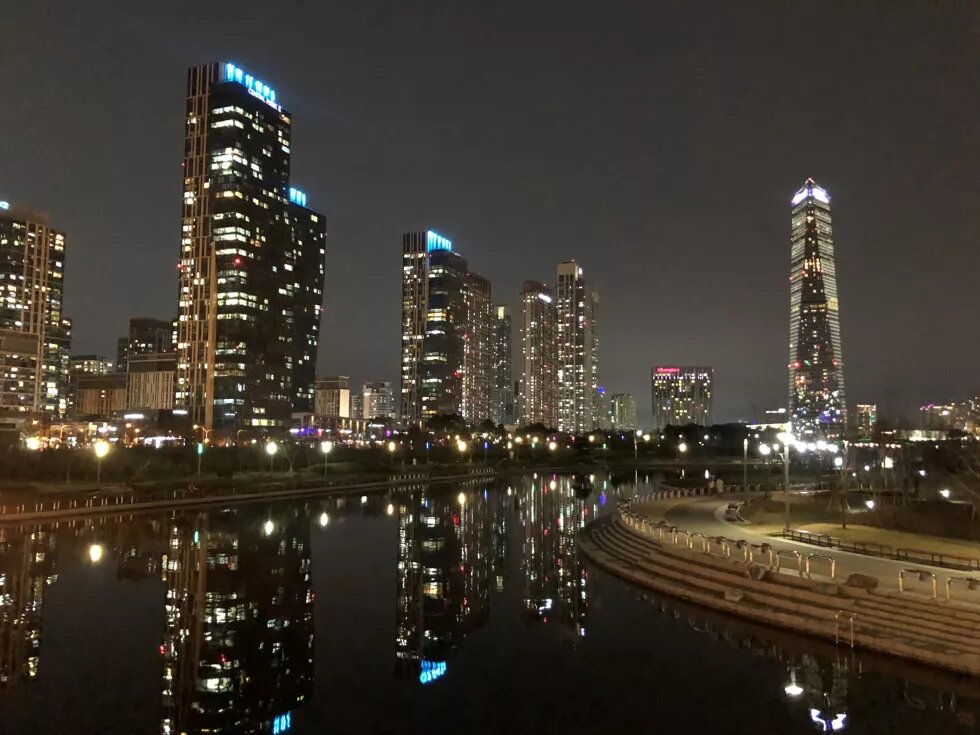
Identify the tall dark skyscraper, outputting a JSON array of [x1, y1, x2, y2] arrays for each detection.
[[0, 202, 71, 420], [420, 244, 468, 419], [555, 261, 599, 434], [491, 305, 515, 426], [788, 178, 846, 438], [519, 280, 557, 427], [117, 317, 174, 371], [462, 272, 492, 423], [175, 62, 326, 435]]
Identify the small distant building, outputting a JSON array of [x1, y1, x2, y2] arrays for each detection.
[[651, 366, 713, 430], [315, 376, 350, 419], [610, 393, 637, 432], [74, 374, 127, 419], [920, 402, 967, 432], [363, 381, 395, 420], [855, 403, 877, 440], [351, 394, 363, 420]]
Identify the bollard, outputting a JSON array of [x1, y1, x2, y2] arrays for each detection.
[[805, 554, 837, 581], [898, 568, 937, 599]]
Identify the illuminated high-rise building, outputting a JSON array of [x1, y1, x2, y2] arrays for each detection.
[[401, 231, 492, 422], [609, 393, 636, 431], [651, 366, 712, 430], [518, 281, 557, 427], [175, 62, 326, 434], [855, 403, 877, 441], [788, 178, 846, 438], [363, 380, 395, 419], [490, 305, 515, 426], [0, 202, 72, 420], [555, 261, 598, 434]]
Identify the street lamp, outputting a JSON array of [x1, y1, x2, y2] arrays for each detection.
[[548, 440, 557, 452], [263, 519, 275, 536], [388, 440, 397, 466], [784, 667, 804, 698], [776, 431, 796, 531], [457, 440, 468, 463], [678, 442, 688, 454], [319, 511, 330, 527], [940, 488, 951, 500], [759, 443, 772, 500], [742, 437, 748, 491], [320, 440, 332, 478], [87, 542, 105, 564], [93, 439, 110, 484], [265, 440, 278, 472]]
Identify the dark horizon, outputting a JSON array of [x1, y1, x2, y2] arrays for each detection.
[[2, 2, 978, 426]]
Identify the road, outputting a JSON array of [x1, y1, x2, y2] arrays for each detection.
[[637, 495, 980, 599]]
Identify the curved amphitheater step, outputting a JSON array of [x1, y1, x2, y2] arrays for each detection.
[[581, 515, 980, 675]]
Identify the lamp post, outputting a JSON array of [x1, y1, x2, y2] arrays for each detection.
[[834, 455, 847, 529], [531, 437, 538, 461], [457, 439, 469, 463], [265, 440, 278, 473], [742, 437, 748, 491], [320, 440, 332, 479], [388, 440, 396, 467], [759, 444, 771, 500], [196, 441, 204, 478], [776, 432, 795, 531], [93, 439, 110, 484]]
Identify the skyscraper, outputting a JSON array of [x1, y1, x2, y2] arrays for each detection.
[[519, 281, 557, 428], [117, 317, 174, 372], [175, 62, 326, 435], [855, 403, 877, 441], [363, 381, 395, 419], [651, 366, 713, 430], [555, 261, 598, 434], [462, 272, 492, 423], [609, 393, 637, 431], [400, 231, 430, 422], [491, 305, 515, 426], [420, 243, 468, 419], [0, 202, 71, 420], [788, 178, 846, 438]]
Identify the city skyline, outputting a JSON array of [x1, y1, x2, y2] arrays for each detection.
[[2, 4, 978, 425]]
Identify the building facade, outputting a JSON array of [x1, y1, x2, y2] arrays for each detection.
[[855, 403, 877, 440], [117, 317, 174, 371], [609, 393, 637, 432], [788, 178, 846, 439], [651, 366, 713, 430], [175, 62, 326, 435], [126, 353, 176, 411], [314, 376, 350, 419], [555, 261, 598, 434], [461, 272, 492, 424], [399, 231, 430, 422], [363, 381, 395, 420], [518, 281, 557, 428], [491, 305, 515, 426], [74, 373, 127, 418], [0, 203, 71, 419]]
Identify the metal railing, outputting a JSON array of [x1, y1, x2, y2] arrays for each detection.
[[805, 554, 837, 581], [898, 568, 937, 599], [782, 529, 980, 572]]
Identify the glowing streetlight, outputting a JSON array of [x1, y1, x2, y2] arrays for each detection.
[[548, 440, 557, 452], [263, 519, 275, 536], [265, 440, 278, 472], [87, 543, 105, 564], [940, 488, 951, 499], [319, 512, 329, 527], [320, 440, 332, 478], [865, 499, 876, 510], [388, 440, 397, 466], [759, 444, 771, 457], [784, 668, 804, 698], [678, 442, 688, 454], [457, 492, 466, 506], [386, 503, 395, 516], [93, 439, 111, 483], [834, 456, 844, 469], [25, 436, 42, 451], [457, 440, 469, 463]]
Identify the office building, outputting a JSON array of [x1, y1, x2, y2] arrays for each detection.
[[610, 393, 636, 432], [491, 305, 515, 426], [555, 261, 599, 434], [651, 366, 713, 430], [0, 202, 71, 419], [68, 355, 115, 417], [462, 272, 492, 423], [363, 381, 395, 420], [518, 281, 557, 427], [74, 373, 127, 418], [788, 178, 846, 439], [117, 317, 174, 371], [175, 62, 326, 435], [351, 393, 363, 421], [315, 376, 350, 418], [855, 403, 877, 440], [126, 352, 176, 411], [399, 231, 431, 422]]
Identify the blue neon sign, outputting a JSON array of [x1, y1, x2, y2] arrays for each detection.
[[222, 63, 279, 108], [426, 231, 452, 252], [288, 187, 307, 207], [272, 712, 291, 734], [419, 660, 447, 684]]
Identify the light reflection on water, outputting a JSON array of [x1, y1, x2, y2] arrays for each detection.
[[0, 472, 975, 734]]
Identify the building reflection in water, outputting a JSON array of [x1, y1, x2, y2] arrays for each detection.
[[521, 474, 596, 641], [395, 482, 493, 683], [160, 506, 314, 735], [0, 527, 56, 687]]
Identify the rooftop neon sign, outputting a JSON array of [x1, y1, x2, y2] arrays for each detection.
[[222, 62, 279, 109], [655, 367, 680, 374], [426, 231, 452, 252], [288, 187, 307, 207], [791, 181, 830, 206]]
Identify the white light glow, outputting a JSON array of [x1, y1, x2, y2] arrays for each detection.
[[319, 512, 329, 527], [88, 543, 105, 564], [263, 520, 275, 535]]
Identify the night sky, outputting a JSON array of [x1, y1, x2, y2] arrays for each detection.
[[1, 2, 977, 425]]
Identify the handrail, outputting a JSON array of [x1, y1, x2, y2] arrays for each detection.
[[944, 576, 980, 602], [806, 554, 836, 581], [834, 610, 857, 649], [775, 549, 804, 577]]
